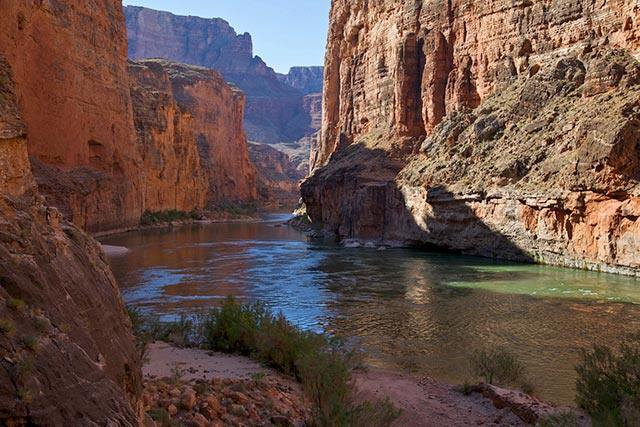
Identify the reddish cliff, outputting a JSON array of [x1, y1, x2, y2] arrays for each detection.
[[0, 53, 141, 427], [129, 61, 208, 213], [125, 6, 317, 146], [304, 0, 640, 275], [0, 0, 142, 233], [129, 59, 258, 208]]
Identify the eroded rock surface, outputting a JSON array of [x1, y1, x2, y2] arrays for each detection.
[[125, 6, 324, 200], [0, 0, 142, 233], [130, 59, 258, 208], [125, 6, 321, 148], [304, 0, 640, 275], [0, 53, 141, 427]]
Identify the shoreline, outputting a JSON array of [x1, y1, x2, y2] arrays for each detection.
[[143, 342, 590, 427], [93, 216, 264, 239]]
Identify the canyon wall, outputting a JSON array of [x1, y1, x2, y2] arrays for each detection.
[[129, 59, 258, 209], [0, 53, 141, 427], [0, 0, 142, 233], [304, 0, 640, 275], [125, 6, 322, 147]]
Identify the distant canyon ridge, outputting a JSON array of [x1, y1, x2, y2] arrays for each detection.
[[124, 6, 325, 205]]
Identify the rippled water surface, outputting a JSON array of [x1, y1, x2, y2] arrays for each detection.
[[101, 214, 640, 405]]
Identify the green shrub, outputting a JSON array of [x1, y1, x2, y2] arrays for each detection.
[[22, 336, 39, 352], [127, 306, 195, 360], [201, 296, 400, 427], [7, 298, 26, 311], [147, 408, 171, 427], [470, 346, 528, 388], [139, 210, 198, 226], [0, 319, 16, 337], [575, 333, 640, 426]]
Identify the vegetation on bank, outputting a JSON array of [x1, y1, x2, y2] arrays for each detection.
[[139, 204, 258, 227], [453, 336, 640, 427], [139, 210, 199, 226], [575, 333, 640, 426], [128, 297, 400, 427]]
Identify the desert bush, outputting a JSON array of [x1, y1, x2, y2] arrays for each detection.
[[471, 346, 529, 389], [139, 210, 197, 226], [575, 333, 640, 427], [202, 296, 399, 427], [0, 319, 16, 337], [536, 412, 580, 427]]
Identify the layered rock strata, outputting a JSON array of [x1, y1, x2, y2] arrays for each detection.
[[304, 0, 640, 275], [249, 143, 306, 207], [125, 6, 320, 146], [0, 0, 142, 233], [0, 53, 141, 427], [129, 59, 258, 208]]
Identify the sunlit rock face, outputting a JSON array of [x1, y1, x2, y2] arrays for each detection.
[[0, 0, 143, 233], [303, 0, 640, 275], [129, 59, 258, 208], [124, 6, 323, 147], [124, 5, 324, 198], [0, 52, 141, 427]]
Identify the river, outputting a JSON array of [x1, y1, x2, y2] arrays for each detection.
[[100, 213, 640, 405]]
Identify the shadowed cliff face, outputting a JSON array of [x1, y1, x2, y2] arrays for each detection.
[[304, 0, 640, 275], [0, 54, 141, 427]]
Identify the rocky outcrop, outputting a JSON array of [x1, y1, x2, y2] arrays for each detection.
[[279, 66, 325, 95], [315, 0, 640, 171], [0, 53, 141, 427], [0, 0, 142, 233], [129, 59, 257, 209], [304, 0, 640, 275], [124, 6, 320, 146], [249, 143, 306, 207]]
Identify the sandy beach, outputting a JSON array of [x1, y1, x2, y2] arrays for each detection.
[[143, 342, 590, 427]]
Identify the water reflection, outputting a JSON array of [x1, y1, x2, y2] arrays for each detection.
[[102, 214, 640, 405]]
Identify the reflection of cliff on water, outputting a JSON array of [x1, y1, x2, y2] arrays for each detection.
[[312, 247, 640, 405]]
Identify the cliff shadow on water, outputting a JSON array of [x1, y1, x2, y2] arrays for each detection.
[[301, 141, 535, 263]]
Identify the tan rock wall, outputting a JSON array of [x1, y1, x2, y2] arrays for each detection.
[[315, 0, 640, 170], [128, 61, 208, 213], [305, 0, 640, 275]]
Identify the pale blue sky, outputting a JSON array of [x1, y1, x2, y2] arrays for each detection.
[[122, 0, 331, 73]]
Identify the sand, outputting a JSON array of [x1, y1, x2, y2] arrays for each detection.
[[144, 342, 569, 426]]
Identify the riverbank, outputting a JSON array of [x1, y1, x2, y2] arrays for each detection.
[[142, 342, 589, 427]]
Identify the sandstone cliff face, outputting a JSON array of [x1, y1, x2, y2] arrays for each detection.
[[249, 143, 306, 207], [0, 0, 142, 233], [129, 60, 208, 213], [129, 59, 258, 207], [124, 6, 318, 146], [315, 0, 640, 171], [0, 54, 141, 427], [304, 0, 640, 275], [279, 66, 325, 95], [163, 60, 258, 204]]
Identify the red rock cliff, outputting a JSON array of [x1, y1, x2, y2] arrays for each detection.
[[0, 0, 143, 233], [0, 53, 141, 427], [129, 59, 258, 208], [304, 0, 640, 275]]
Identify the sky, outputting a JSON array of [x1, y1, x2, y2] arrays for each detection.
[[121, 0, 331, 73]]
